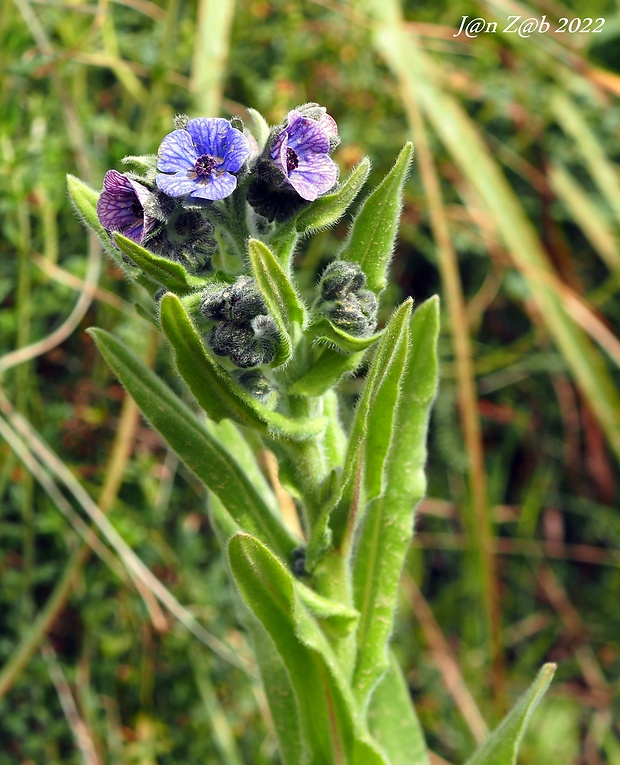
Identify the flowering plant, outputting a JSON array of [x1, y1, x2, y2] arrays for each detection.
[[68, 104, 553, 764]]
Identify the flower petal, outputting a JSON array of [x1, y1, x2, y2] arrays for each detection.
[[186, 118, 250, 174], [123, 220, 144, 243], [97, 190, 138, 229], [156, 173, 199, 198], [102, 169, 135, 195], [189, 172, 237, 201], [289, 154, 338, 201], [285, 111, 330, 158], [157, 130, 197, 173]]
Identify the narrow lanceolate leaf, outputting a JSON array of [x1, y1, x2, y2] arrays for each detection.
[[249, 238, 305, 366], [247, 616, 309, 765], [289, 346, 365, 397], [339, 143, 413, 294], [114, 233, 196, 295], [88, 328, 297, 559], [310, 318, 382, 354], [294, 157, 371, 234], [228, 533, 387, 765], [367, 651, 430, 765], [159, 293, 327, 441], [353, 296, 439, 710], [465, 664, 556, 765], [66, 174, 126, 270], [324, 299, 413, 553]]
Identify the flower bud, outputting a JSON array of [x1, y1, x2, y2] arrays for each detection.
[[319, 261, 366, 300], [224, 276, 268, 323], [323, 295, 374, 337]]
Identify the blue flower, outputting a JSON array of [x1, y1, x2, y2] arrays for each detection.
[[270, 110, 338, 201], [97, 170, 155, 244], [156, 118, 250, 201]]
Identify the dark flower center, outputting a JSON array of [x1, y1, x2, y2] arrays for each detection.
[[131, 200, 143, 218], [195, 154, 217, 177], [286, 147, 299, 172]]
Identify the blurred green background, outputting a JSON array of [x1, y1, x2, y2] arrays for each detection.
[[1, 0, 619, 762]]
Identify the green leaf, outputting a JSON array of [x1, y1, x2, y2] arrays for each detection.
[[88, 328, 296, 559], [323, 298, 413, 553], [206, 419, 282, 520], [295, 580, 359, 639], [339, 143, 413, 294], [294, 157, 371, 234], [352, 296, 439, 708], [367, 651, 430, 765], [465, 664, 556, 765], [248, 616, 309, 765], [310, 318, 382, 354], [249, 239, 305, 326], [228, 533, 387, 765], [289, 347, 365, 397], [114, 233, 197, 295], [159, 293, 327, 441], [249, 238, 306, 365]]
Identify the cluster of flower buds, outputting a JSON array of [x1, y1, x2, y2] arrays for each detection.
[[199, 277, 280, 368], [316, 261, 378, 337]]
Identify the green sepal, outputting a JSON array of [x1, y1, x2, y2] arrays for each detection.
[[247, 108, 271, 149], [295, 580, 360, 639], [159, 292, 327, 441], [88, 328, 296, 559], [249, 238, 306, 366], [293, 157, 371, 235], [113, 233, 198, 295], [339, 143, 413, 294], [352, 296, 439, 709], [228, 532, 387, 765], [321, 298, 413, 554], [367, 651, 430, 765], [465, 664, 556, 765], [120, 154, 157, 172], [66, 174, 126, 270], [289, 347, 364, 397], [310, 317, 382, 354]]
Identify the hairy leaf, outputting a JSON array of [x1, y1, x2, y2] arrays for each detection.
[[465, 664, 556, 765], [89, 327, 296, 558], [353, 296, 439, 708], [228, 533, 387, 765], [339, 143, 412, 293]]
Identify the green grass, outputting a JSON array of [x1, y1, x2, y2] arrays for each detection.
[[1, 0, 619, 762]]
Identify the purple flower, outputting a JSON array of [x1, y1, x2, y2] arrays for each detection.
[[97, 170, 154, 244], [270, 110, 338, 201], [156, 118, 250, 201]]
